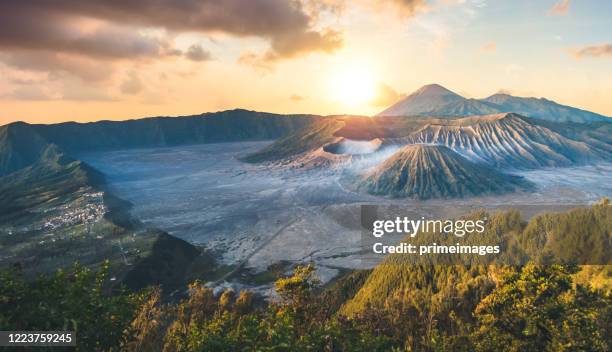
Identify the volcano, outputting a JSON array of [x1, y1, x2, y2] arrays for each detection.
[[356, 144, 531, 199]]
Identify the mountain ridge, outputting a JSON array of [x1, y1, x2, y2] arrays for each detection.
[[378, 84, 610, 123], [0, 110, 318, 177], [392, 113, 606, 169]]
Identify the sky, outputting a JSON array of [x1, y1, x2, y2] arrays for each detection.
[[0, 0, 611, 125]]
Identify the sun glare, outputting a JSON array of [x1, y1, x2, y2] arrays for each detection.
[[330, 66, 376, 108]]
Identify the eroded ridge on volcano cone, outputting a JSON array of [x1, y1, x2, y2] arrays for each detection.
[[356, 144, 532, 199], [397, 113, 605, 169]]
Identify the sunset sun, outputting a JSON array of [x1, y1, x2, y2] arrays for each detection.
[[330, 66, 376, 107]]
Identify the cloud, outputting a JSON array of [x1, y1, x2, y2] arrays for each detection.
[[570, 44, 612, 59], [290, 94, 305, 101], [185, 45, 212, 62], [0, 86, 55, 101], [370, 83, 404, 107], [0, 7, 176, 61], [60, 84, 117, 101], [481, 42, 496, 53], [120, 71, 144, 95], [237, 52, 275, 72], [548, 0, 570, 16], [0, 80, 116, 102], [0, 1, 342, 63], [378, 0, 428, 18], [238, 28, 341, 70], [264, 29, 343, 61], [0, 51, 115, 82]]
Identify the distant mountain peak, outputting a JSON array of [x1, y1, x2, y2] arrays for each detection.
[[485, 92, 511, 99], [414, 83, 460, 97], [377, 84, 466, 117], [377, 84, 609, 123]]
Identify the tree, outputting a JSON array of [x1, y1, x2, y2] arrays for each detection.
[[0, 262, 142, 351], [472, 264, 609, 352]]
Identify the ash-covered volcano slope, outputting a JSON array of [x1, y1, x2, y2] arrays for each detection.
[[245, 112, 611, 170], [390, 113, 609, 169], [355, 144, 531, 199]]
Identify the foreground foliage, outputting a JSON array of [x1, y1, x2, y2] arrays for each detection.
[[0, 261, 144, 351], [1, 202, 610, 351], [1, 262, 610, 351]]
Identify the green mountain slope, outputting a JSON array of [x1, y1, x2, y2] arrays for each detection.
[[33, 109, 314, 153], [0, 109, 315, 177], [0, 144, 102, 221], [0, 141, 207, 290], [0, 122, 52, 177]]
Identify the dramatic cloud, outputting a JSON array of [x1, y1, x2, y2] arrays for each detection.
[[0, 7, 175, 60], [185, 45, 212, 62], [570, 44, 612, 59], [548, 0, 570, 16], [265, 29, 342, 60], [0, 0, 342, 62], [371, 83, 404, 107]]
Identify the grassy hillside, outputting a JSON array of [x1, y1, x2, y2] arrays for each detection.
[[0, 122, 53, 177]]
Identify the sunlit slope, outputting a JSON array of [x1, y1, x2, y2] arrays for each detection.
[[0, 145, 102, 221], [356, 144, 531, 199], [242, 117, 344, 163], [341, 202, 611, 316]]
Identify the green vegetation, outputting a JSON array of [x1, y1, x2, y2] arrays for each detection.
[[343, 201, 611, 316], [1, 261, 609, 351], [472, 264, 610, 352], [0, 262, 145, 351]]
